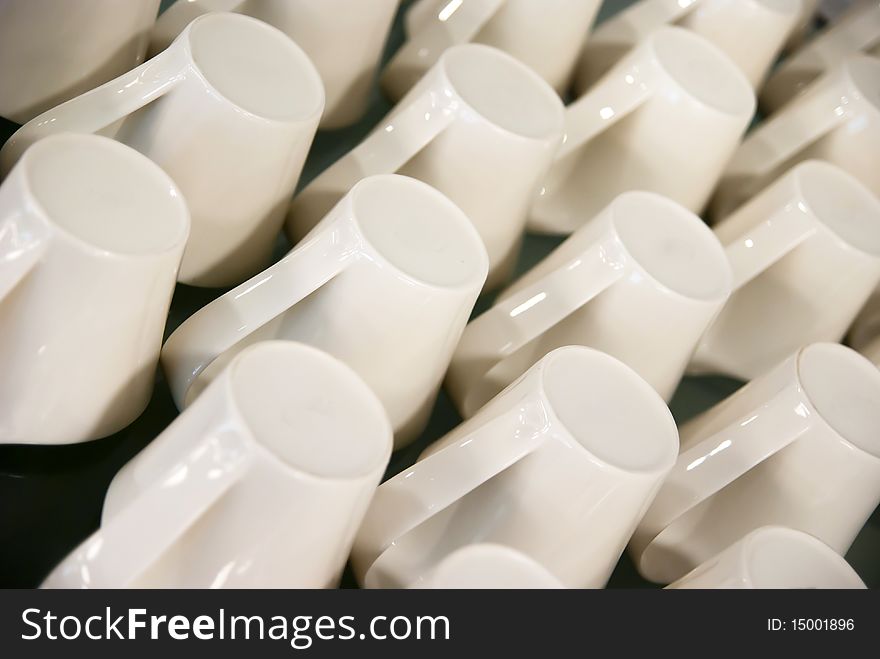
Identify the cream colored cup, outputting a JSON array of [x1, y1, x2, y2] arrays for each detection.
[[408, 545, 564, 589], [633, 343, 880, 584], [530, 26, 754, 235], [0, 134, 189, 445], [42, 341, 392, 588]]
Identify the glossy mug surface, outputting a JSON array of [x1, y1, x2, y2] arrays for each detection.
[[448, 191, 732, 416], [408, 544, 564, 589], [667, 526, 866, 589], [385, 0, 602, 99], [289, 43, 563, 290], [0, 0, 161, 123], [575, 0, 801, 92], [150, 0, 398, 129], [0, 134, 188, 445], [163, 175, 488, 448], [633, 343, 880, 584], [712, 55, 880, 219], [42, 341, 393, 588], [761, 0, 880, 114], [693, 160, 880, 380], [530, 26, 754, 235], [1, 12, 324, 288], [353, 346, 679, 589]]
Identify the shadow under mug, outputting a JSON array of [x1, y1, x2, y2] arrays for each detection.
[[574, 0, 800, 93], [712, 55, 880, 220], [288, 43, 563, 291], [0, 12, 325, 288], [633, 343, 880, 584], [667, 526, 866, 589], [530, 26, 754, 235], [163, 174, 488, 449], [0, 134, 188, 445], [693, 160, 880, 380], [42, 341, 392, 588], [447, 191, 733, 417], [353, 346, 679, 589]]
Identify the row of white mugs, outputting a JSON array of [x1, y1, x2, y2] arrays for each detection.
[[39, 337, 877, 589]]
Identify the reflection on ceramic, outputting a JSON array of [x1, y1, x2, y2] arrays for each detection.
[[41, 341, 392, 588], [149, 0, 398, 129], [575, 0, 800, 93], [163, 175, 487, 449], [761, 0, 880, 114], [530, 27, 754, 236], [385, 0, 601, 100], [712, 55, 880, 220], [0, 13, 323, 288], [667, 526, 866, 589], [782, 0, 821, 53], [693, 161, 880, 380], [289, 44, 563, 290], [633, 343, 880, 584], [448, 192, 732, 417], [0, 0, 161, 123], [0, 134, 188, 446], [408, 544, 564, 589], [353, 346, 679, 589]]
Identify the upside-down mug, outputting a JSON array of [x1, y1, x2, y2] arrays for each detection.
[[0, 0, 161, 123], [42, 341, 392, 588], [447, 192, 732, 417], [149, 0, 398, 129], [288, 43, 563, 290], [712, 55, 880, 219], [384, 0, 601, 99], [163, 175, 488, 448], [632, 343, 880, 584], [408, 544, 564, 589], [574, 0, 801, 93], [667, 527, 866, 589], [761, 0, 880, 114], [692, 160, 880, 380], [530, 26, 754, 235], [353, 346, 679, 589], [0, 12, 324, 288], [0, 134, 188, 445]]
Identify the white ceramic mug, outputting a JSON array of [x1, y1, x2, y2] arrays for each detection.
[[761, 0, 880, 114], [574, 0, 801, 93], [632, 342, 880, 584], [448, 192, 732, 417], [149, 0, 398, 129], [0, 134, 189, 445], [41, 341, 392, 588], [353, 346, 679, 589], [385, 0, 602, 100], [712, 55, 880, 220], [667, 526, 866, 589], [0, 0, 161, 123], [693, 160, 880, 380], [408, 544, 564, 589], [163, 175, 488, 448], [530, 26, 754, 235], [0, 12, 324, 288], [288, 44, 563, 290], [782, 0, 821, 53], [859, 334, 880, 365]]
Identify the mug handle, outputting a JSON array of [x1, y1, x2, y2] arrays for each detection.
[[639, 372, 811, 545], [722, 202, 819, 290], [41, 419, 253, 588], [288, 85, 459, 236], [0, 43, 190, 175], [387, 0, 506, 86], [161, 216, 362, 408], [356, 392, 552, 575], [0, 204, 50, 301], [452, 233, 629, 415]]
